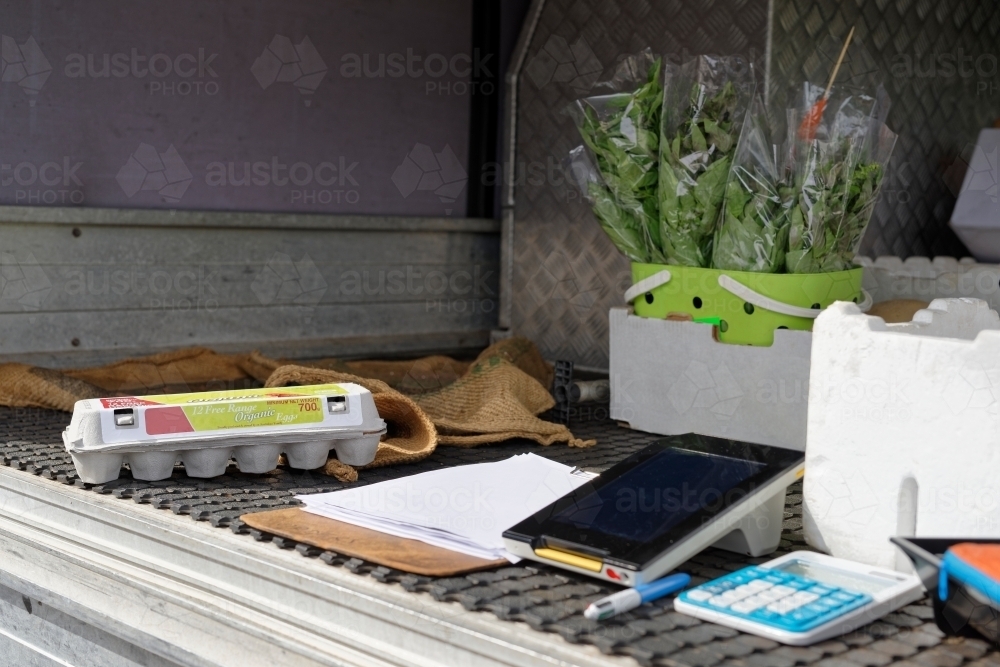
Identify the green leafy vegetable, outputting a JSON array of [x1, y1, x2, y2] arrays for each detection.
[[659, 79, 743, 267], [575, 57, 664, 263], [785, 141, 885, 274], [586, 180, 653, 263], [711, 94, 789, 273], [567, 49, 894, 276], [782, 67, 896, 274], [712, 168, 791, 273]]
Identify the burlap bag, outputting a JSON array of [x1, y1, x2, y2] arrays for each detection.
[[414, 357, 593, 447], [65, 347, 251, 394], [244, 338, 553, 395], [264, 365, 438, 480], [0, 337, 592, 480], [0, 364, 104, 411], [241, 351, 469, 395], [261, 338, 592, 478], [248, 337, 588, 448], [471, 336, 555, 389]]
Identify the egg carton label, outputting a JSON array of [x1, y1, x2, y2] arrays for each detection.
[[94, 384, 365, 444]]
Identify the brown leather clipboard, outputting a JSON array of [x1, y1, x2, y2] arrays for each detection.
[[241, 508, 507, 577]]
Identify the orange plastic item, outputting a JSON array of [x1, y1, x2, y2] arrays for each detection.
[[950, 543, 1000, 582], [797, 26, 855, 142], [797, 100, 828, 142]]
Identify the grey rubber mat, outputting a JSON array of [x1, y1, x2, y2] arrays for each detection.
[[1, 405, 996, 667]]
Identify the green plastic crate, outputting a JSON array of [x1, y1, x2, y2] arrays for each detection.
[[629, 263, 865, 346]]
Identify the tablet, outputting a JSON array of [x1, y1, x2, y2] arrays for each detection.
[[502, 435, 804, 586]]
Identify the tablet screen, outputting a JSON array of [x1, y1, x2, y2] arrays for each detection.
[[550, 449, 765, 542]]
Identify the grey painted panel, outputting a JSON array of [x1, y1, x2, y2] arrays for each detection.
[[0, 224, 499, 265], [0, 223, 500, 313], [5, 331, 494, 369], [0, 216, 500, 361], [0, 262, 499, 312], [0, 206, 501, 232], [0, 0, 473, 217], [0, 2, 501, 362], [0, 301, 497, 356]]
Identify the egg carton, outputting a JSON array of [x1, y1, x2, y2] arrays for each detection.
[[62, 383, 386, 484]]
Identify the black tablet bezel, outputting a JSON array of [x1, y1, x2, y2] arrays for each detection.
[[503, 434, 804, 570]]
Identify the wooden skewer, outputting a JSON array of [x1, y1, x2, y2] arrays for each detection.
[[823, 26, 856, 99], [798, 26, 856, 142]]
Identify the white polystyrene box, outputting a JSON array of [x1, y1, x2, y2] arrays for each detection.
[[609, 307, 812, 450], [610, 259, 1000, 452], [949, 128, 1000, 262], [859, 256, 1000, 311], [803, 298, 1000, 570]]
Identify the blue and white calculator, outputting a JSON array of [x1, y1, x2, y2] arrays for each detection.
[[674, 551, 924, 645]]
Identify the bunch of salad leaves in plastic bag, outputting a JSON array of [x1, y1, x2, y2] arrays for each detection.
[[782, 34, 896, 274], [564, 38, 897, 276], [566, 146, 653, 263], [568, 51, 664, 263], [658, 55, 754, 267], [711, 94, 791, 272], [785, 126, 894, 273]]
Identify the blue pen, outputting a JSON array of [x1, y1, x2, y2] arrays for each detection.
[[584, 573, 691, 621]]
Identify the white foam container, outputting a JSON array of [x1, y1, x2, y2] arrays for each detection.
[[803, 298, 1000, 570], [858, 255, 1000, 310], [63, 383, 386, 484], [609, 307, 812, 450], [610, 257, 1000, 451]]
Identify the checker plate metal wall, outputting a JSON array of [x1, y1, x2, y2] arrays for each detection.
[[509, 0, 770, 369], [509, 0, 998, 369], [769, 0, 996, 260]]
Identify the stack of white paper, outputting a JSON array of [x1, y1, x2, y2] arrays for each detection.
[[297, 454, 594, 562]]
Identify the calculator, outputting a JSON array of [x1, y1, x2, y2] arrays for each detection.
[[674, 551, 924, 645]]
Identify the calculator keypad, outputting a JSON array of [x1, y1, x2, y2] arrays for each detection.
[[678, 566, 872, 633]]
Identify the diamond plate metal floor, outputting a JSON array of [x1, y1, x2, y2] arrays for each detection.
[[1, 405, 996, 667]]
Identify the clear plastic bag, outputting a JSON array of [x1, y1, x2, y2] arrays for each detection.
[[566, 146, 653, 263], [567, 50, 664, 263], [783, 35, 897, 274], [658, 55, 755, 267], [711, 93, 790, 272]]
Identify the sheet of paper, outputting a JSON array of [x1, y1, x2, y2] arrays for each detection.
[[297, 454, 595, 562]]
